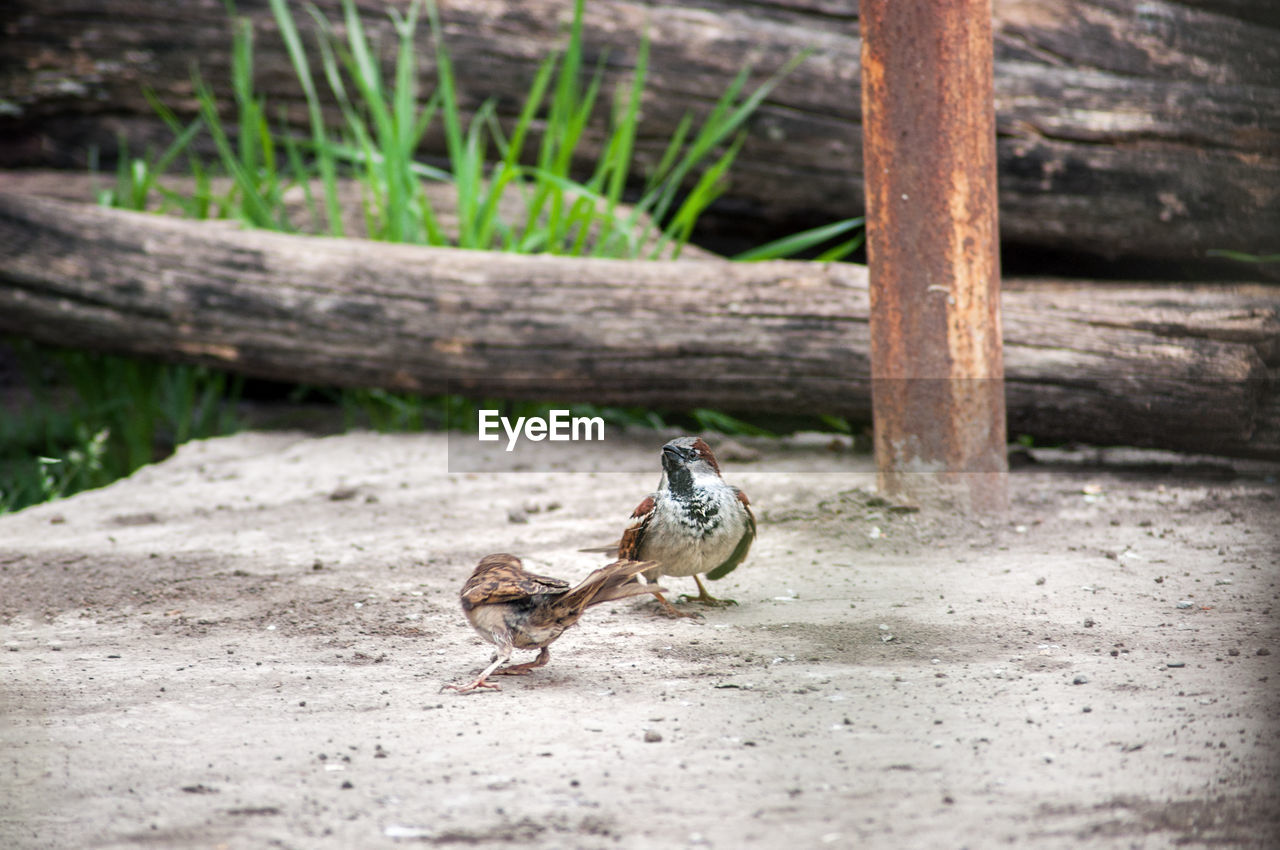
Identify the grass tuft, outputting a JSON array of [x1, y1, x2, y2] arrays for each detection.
[[3, 0, 864, 514]]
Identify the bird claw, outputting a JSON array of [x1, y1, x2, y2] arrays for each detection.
[[679, 593, 738, 608], [441, 679, 502, 694], [650, 598, 703, 619]]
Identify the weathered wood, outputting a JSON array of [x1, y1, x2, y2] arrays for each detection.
[[1, 0, 1276, 266], [0, 170, 721, 260], [0, 193, 1275, 459]]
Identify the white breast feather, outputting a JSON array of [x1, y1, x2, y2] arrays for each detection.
[[639, 482, 748, 578]]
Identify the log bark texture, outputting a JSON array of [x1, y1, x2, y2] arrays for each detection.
[[1, 193, 1276, 459], [1, 0, 1277, 266]]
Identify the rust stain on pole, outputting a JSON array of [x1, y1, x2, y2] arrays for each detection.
[[860, 0, 1009, 512]]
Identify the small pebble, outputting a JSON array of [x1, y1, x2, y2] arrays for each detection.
[[1167, 661, 1186, 668], [1176, 600, 1193, 609], [1228, 648, 1240, 657], [1257, 648, 1271, 657], [1072, 675, 1088, 685], [644, 730, 663, 743], [506, 507, 528, 524], [1082, 706, 1093, 713], [1083, 618, 1095, 628]]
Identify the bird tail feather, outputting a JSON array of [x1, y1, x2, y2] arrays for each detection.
[[563, 559, 664, 611]]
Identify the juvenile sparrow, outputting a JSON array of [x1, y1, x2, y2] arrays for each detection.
[[596, 436, 756, 617], [444, 554, 664, 694]]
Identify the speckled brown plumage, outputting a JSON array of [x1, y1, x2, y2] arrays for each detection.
[[444, 554, 664, 694], [459, 556, 569, 611]]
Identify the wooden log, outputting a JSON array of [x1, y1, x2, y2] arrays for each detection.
[[0, 170, 721, 260], [0, 192, 1275, 459], [1, 0, 1276, 267]]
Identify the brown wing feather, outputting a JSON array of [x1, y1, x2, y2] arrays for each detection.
[[617, 495, 656, 561], [460, 553, 570, 609], [737, 488, 755, 530], [704, 489, 756, 581]]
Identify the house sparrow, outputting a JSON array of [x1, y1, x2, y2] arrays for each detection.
[[593, 436, 756, 617], [443, 554, 664, 694]]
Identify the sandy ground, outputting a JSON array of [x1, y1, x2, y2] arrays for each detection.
[[1, 429, 1278, 849]]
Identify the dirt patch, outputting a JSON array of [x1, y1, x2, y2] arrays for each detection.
[[1, 430, 1278, 848]]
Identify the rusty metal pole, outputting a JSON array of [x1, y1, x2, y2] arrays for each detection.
[[860, 0, 1009, 513]]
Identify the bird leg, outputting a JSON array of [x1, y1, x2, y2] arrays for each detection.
[[680, 574, 737, 607], [650, 590, 702, 619], [442, 647, 511, 694], [493, 646, 550, 676]]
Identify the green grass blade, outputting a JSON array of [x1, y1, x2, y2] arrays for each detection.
[[192, 74, 284, 229], [645, 111, 692, 194], [733, 216, 866, 262], [691, 408, 776, 438], [141, 89, 206, 201], [1206, 249, 1280, 264], [590, 30, 647, 256], [280, 122, 322, 231], [652, 132, 743, 259], [814, 232, 865, 262], [272, 0, 344, 235], [506, 55, 557, 170], [426, 0, 474, 247]]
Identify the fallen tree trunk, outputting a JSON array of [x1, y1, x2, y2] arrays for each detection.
[[0, 170, 721, 260], [0, 193, 1276, 458], [1, 0, 1277, 267]]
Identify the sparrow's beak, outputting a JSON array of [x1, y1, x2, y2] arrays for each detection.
[[660, 443, 686, 472]]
